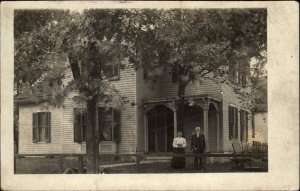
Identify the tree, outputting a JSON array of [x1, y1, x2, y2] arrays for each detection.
[[121, 9, 267, 134], [15, 9, 128, 173]]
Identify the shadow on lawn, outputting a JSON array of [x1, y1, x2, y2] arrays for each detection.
[[15, 156, 265, 174]]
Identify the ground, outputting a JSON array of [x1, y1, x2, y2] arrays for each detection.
[[15, 156, 267, 174]]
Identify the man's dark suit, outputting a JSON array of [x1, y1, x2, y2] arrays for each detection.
[[191, 133, 206, 169]]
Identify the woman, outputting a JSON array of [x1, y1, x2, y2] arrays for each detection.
[[172, 131, 187, 168]]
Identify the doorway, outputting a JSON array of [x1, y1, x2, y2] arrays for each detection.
[[148, 105, 174, 152]]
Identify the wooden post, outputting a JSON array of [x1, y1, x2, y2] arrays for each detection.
[[144, 114, 148, 152], [216, 111, 220, 152], [203, 108, 209, 151], [165, 111, 168, 151], [174, 110, 177, 138], [14, 155, 16, 174], [78, 155, 84, 173], [59, 156, 64, 173], [136, 155, 141, 173]]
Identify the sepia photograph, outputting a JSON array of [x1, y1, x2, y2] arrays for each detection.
[[12, 6, 268, 174], [1, 1, 299, 190]]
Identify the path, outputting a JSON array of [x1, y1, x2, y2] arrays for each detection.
[[99, 159, 170, 168]]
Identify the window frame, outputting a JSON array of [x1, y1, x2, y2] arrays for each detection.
[[103, 63, 120, 81], [98, 107, 120, 143], [32, 112, 51, 143], [73, 108, 87, 143], [228, 106, 238, 140], [99, 107, 114, 142]]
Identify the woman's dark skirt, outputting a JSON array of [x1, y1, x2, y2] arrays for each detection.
[[172, 148, 185, 168]]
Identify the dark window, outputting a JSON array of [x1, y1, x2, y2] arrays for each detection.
[[172, 64, 178, 83], [143, 68, 148, 80], [240, 110, 248, 141], [74, 108, 87, 143], [98, 107, 121, 142], [229, 62, 249, 86], [32, 112, 51, 143], [103, 63, 120, 80], [228, 106, 238, 139]]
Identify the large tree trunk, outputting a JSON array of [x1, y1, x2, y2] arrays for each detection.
[[177, 65, 188, 136], [68, 52, 100, 174], [177, 84, 186, 135], [86, 96, 99, 173]]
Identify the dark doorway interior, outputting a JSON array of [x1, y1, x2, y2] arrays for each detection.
[[148, 105, 174, 152]]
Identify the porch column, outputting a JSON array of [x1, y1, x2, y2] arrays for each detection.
[[174, 110, 177, 138], [216, 111, 220, 152], [203, 106, 209, 151], [144, 113, 148, 152]]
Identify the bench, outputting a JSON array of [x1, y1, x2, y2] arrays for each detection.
[[230, 140, 252, 170]]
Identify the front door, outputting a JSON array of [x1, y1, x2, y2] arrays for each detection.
[[148, 105, 174, 152]]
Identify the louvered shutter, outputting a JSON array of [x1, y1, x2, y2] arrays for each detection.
[[228, 106, 233, 139], [143, 69, 148, 80], [172, 64, 178, 83], [98, 107, 105, 142], [228, 64, 234, 83], [46, 112, 51, 143], [32, 113, 38, 143], [240, 110, 244, 141], [235, 108, 238, 139], [82, 110, 87, 142], [74, 108, 82, 143], [113, 109, 121, 143], [246, 112, 249, 141]]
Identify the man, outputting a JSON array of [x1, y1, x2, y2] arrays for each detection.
[[191, 127, 206, 170]]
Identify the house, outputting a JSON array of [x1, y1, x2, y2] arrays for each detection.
[[15, 54, 255, 157]]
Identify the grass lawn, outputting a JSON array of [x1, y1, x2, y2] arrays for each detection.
[[15, 156, 267, 174]]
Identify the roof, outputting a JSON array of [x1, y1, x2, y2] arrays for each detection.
[[15, 54, 68, 104]]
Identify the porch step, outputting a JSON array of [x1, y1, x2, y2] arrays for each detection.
[[144, 156, 172, 160]]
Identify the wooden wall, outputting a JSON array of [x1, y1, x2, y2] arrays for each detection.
[[18, 57, 138, 154], [221, 83, 253, 151], [60, 64, 138, 154], [136, 69, 161, 152], [18, 104, 62, 154]]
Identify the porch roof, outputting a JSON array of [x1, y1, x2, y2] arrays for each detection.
[[143, 94, 222, 105]]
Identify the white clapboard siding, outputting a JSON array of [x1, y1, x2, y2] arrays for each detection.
[[221, 83, 253, 151], [61, 65, 138, 154], [158, 68, 222, 99], [18, 104, 62, 154], [135, 69, 161, 152]]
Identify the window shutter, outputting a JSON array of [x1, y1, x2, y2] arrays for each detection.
[[246, 112, 249, 141], [74, 109, 82, 143], [32, 113, 38, 143], [228, 64, 234, 83], [235, 108, 238, 139], [98, 107, 105, 141], [172, 64, 178, 83], [143, 69, 148, 80], [240, 110, 244, 141], [46, 112, 51, 143], [82, 110, 87, 142], [113, 109, 121, 143], [228, 106, 232, 139]]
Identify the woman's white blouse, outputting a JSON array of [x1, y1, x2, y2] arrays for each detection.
[[172, 137, 187, 148]]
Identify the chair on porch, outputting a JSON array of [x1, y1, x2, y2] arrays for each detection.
[[230, 140, 252, 170]]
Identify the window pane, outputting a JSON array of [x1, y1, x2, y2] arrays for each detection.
[[82, 113, 87, 142], [38, 113, 47, 142], [102, 108, 113, 141]]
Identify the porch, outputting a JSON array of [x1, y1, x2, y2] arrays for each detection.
[[143, 95, 223, 153]]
